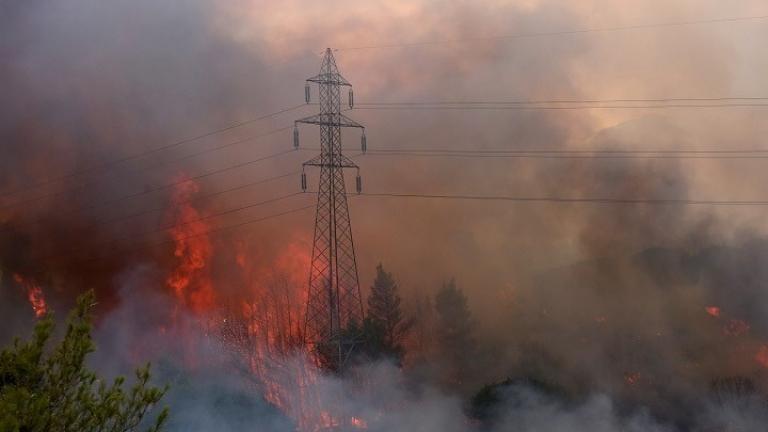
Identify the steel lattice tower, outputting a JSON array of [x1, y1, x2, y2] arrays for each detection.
[[294, 48, 366, 371]]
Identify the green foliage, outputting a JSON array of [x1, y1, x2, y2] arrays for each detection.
[[0, 290, 169, 432]]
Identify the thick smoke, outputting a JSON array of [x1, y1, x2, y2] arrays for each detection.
[[94, 275, 767, 432], [0, 0, 315, 310], [3, 0, 768, 430]]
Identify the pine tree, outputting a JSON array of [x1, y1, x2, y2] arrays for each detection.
[[365, 264, 412, 362], [363, 264, 412, 363], [0, 290, 169, 431], [434, 279, 475, 387]]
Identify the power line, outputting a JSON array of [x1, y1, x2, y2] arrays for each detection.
[[0, 147, 303, 247], [69, 201, 316, 266], [303, 145, 768, 156], [88, 171, 301, 230], [0, 104, 308, 199], [59, 191, 306, 262], [352, 191, 768, 207], [318, 146, 768, 159], [336, 13, 768, 51], [6, 96, 764, 211], [5, 170, 300, 233], [364, 147, 768, 155], [358, 96, 768, 106], [1, 124, 291, 209], [54, 184, 768, 266], [355, 103, 768, 111], [362, 150, 768, 160], [0, 136, 301, 213], [125, 192, 304, 244]]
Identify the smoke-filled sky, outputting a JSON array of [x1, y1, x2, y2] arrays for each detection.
[[3, 0, 767, 293], [3, 0, 768, 430]]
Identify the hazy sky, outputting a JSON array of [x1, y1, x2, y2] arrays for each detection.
[[2, 0, 767, 308], [3, 1, 768, 428]]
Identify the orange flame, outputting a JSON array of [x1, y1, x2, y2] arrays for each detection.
[[350, 417, 368, 429], [13, 274, 47, 318], [165, 177, 215, 314], [224, 238, 323, 429], [755, 345, 768, 369], [705, 306, 721, 318], [158, 180, 363, 431]]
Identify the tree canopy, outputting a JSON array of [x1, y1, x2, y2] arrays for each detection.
[[0, 290, 168, 432], [434, 279, 476, 387], [365, 264, 412, 363]]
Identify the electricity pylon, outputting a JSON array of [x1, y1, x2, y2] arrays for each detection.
[[293, 48, 366, 372]]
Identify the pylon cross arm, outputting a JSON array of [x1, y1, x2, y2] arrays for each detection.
[[307, 72, 351, 86], [303, 154, 358, 169], [295, 113, 363, 129]]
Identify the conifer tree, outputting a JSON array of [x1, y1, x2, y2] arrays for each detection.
[[368, 264, 412, 354], [434, 279, 475, 386]]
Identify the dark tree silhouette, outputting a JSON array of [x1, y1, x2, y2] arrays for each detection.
[[434, 279, 475, 387], [365, 264, 412, 362], [470, 377, 569, 425]]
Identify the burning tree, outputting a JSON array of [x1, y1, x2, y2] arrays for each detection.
[[217, 272, 307, 406], [0, 290, 169, 431]]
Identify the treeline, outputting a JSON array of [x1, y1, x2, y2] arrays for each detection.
[[345, 264, 479, 392]]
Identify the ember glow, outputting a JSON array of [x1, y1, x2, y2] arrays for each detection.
[[756, 345, 768, 369], [705, 306, 721, 318], [724, 319, 751, 337], [13, 273, 47, 318], [624, 372, 641, 386], [350, 416, 367, 429]]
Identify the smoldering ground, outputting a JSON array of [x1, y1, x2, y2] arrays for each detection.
[[3, 0, 768, 430], [92, 274, 768, 432]]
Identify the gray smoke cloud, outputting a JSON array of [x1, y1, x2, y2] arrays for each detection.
[[93, 272, 768, 431], [3, 0, 768, 429]]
